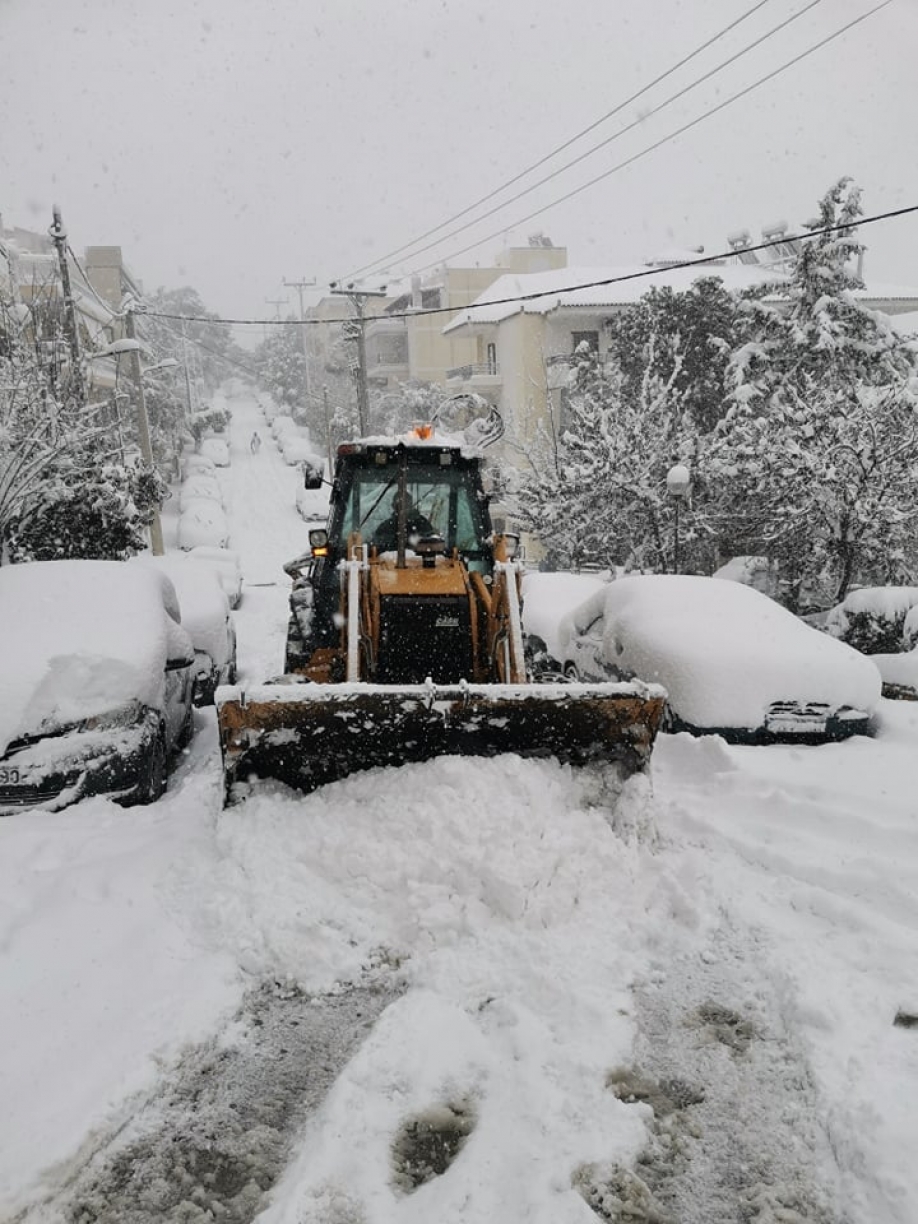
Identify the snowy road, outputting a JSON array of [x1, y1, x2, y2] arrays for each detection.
[[2, 391, 917, 1224]]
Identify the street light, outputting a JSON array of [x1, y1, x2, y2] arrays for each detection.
[[143, 357, 179, 375], [666, 463, 691, 574]]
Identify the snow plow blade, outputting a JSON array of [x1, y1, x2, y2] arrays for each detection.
[[216, 681, 666, 802]]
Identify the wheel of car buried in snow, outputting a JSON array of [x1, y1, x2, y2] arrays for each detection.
[[135, 733, 167, 805], [564, 662, 580, 681], [178, 704, 195, 750]]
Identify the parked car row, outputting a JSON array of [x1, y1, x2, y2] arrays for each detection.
[[256, 397, 329, 518], [177, 452, 231, 551]]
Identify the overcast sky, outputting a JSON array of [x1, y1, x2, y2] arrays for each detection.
[[2, 0, 916, 327]]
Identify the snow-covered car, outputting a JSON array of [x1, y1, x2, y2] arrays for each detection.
[[132, 556, 236, 705], [826, 586, 918, 700], [177, 499, 230, 551], [186, 545, 243, 609], [183, 453, 218, 480], [270, 414, 297, 440], [279, 434, 320, 467], [0, 560, 196, 813], [259, 396, 279, 424], [295, 482, 330, 522], [178, 476, 224, 512], [557, 574, 881, 742], [199, 437, 230, 467], [825, 586, 918, 654]]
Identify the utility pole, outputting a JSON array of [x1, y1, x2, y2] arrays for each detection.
[[282, 277, 316, 329], [330, 282, 387, 435], [265, 297, 288, 320], [322, 384, 333, 471], [180, 317, 195, 420], [48, 205, 85, 404], [124, 310, 164, 555], [283, 276, 317, 396]]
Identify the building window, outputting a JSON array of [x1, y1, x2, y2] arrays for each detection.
[[421, 288, 441, 310], [571, 330, 599, 354], [486, 342, 497, 374]]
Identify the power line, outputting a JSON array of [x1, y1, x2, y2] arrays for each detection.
[[156, 314, 260, 377], [356, 0, 825, 281], [407, 0, 892, 277], [141, 203, 918, 329], [343, 0, 780, 282]]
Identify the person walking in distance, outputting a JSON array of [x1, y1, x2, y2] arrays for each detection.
[[250, 431, 262, 454]]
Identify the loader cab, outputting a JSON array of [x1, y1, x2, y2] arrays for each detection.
[[295, 442, 495, 657], [329, 443, 494, 571]]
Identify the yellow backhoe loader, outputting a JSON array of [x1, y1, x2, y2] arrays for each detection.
[[216, 424, 665, 801]]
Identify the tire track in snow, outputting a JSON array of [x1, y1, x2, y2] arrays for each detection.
[[15, 979, 399, 1224], [606, 916, 848, 1224]]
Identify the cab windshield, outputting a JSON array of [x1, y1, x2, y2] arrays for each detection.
[[335, 461, 490, 560]]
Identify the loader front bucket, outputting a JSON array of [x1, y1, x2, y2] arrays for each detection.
[[216, 680, 666, 802]]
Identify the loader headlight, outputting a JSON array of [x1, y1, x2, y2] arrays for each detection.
[[309, 528, 329, 557]]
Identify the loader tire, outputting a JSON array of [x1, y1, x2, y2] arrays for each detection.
[[284, 617, 309, 674]]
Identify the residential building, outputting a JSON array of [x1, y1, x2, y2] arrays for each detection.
[[362, 238, 568, 395], [0, 221, 122, 395], [444, 232, 918, 453]]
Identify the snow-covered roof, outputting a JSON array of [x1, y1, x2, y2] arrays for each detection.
[[444, 264, 918, 333], [443, 263, 786, 332], [889, 309, 918, 335]]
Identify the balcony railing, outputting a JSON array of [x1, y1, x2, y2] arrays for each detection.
[[446, 361, 500, 380]]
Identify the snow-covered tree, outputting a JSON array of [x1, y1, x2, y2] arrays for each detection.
[[606, 276, 739, 432], [370, 381, 448, 435], [1, 286, 149, 563], [710, 178, 918, 607], [255, 321, 310, 421], [512, 344, 702, 571]]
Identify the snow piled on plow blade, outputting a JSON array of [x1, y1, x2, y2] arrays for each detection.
[[216, 680, 666, 800]]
